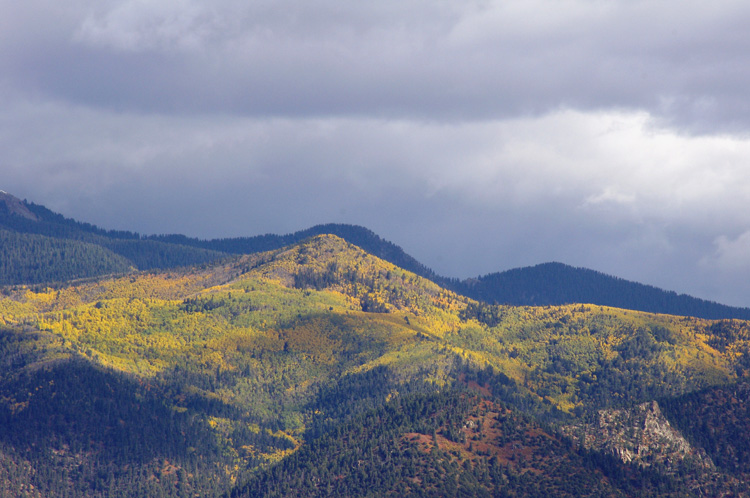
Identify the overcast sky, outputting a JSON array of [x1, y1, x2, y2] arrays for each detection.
[[3, 1, 750, 306]]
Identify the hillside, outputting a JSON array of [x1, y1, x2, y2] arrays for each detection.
[[149, 226, 750, 321], [1, 234, 750, 496], [236, 390, 693, 498]]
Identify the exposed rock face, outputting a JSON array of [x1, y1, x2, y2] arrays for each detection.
[[569, 401, 714, 472], [0, 191, 38, 221]]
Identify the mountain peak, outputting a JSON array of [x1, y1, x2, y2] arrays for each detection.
[[0, 191, 38, 221]]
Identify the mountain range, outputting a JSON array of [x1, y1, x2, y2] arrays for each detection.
[[1, 192, 750, 497], [2, 191, 748, 320]]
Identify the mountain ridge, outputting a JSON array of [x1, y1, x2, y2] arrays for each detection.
[[456, 262, 750, 320], [1, 192, 748, 320], [0, 191, 38, 221]]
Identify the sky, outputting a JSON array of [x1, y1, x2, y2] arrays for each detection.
[[2, 1, 750, 307]]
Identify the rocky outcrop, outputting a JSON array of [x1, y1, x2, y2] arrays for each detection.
[[0, 191, 38, 221], [567, 401, 714, 472]]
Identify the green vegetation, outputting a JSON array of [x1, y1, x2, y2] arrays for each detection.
[[0, 197, 226, 285], [0, 229, 134, 284], [0, 358, 251, 498], [660, 380, 750, 477], [237, 389, 693, 498]]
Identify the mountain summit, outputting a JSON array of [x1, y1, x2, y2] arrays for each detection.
[[0, 191, 38, 221]]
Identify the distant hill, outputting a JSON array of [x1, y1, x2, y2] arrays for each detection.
[[149, 229, 750, 320], [0, 192, 435, 286], [0, 193, 226, 284], [453, 262, 750, 320]]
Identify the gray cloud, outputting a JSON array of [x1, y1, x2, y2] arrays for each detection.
[[3, 0, 750, 127], [3, 1, 750, 307]]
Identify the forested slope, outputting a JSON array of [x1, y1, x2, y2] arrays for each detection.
[[0, 194, 226, 284], [457, 262, 750, 320], [0, 229, 134, 284], [1, 234, 750, 496]]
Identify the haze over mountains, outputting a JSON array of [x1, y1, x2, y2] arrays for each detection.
[[1, 191, 749, 320]]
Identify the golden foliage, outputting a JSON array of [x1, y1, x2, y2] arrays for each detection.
[[3, 233, 750, 471]]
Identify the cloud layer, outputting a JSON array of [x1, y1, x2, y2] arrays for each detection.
[[5, 0, 750, 126], [3, 0, 750, 306]]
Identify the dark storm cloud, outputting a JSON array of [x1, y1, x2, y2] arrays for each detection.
[[3, 0, 750, 307], [3, 0, 750, 128]]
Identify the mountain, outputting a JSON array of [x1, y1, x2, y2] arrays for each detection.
[[3, 191, 749, 320], [150, 226, 750, 321], [0, 193, 435, 288], [2, 233, 750, 496]]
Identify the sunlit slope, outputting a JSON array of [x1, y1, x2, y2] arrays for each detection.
[[0, 235, 467, 494], [2, 234, 749, 417], [456, 302, 746, 412], [0, 235, 465, 420]]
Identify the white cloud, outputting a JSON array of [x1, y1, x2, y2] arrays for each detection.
[[412, 110, 750, 228], [583, 187, 636, 207], [75, 0, 218, 52], [705, 231, 750, 271], [5, 97, 750, 227], [1, 0, 748, 126]]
